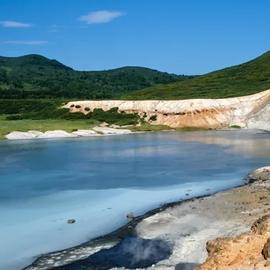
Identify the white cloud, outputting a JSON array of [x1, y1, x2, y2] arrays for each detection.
[[79, 10, 126, 24], [4, 40, 48, 45], [0, 20, 32, 28]]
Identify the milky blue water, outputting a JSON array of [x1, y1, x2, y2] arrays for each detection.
[[0, 131, 270, 270]]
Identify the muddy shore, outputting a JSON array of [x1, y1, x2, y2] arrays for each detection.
[[24, 166, 270, 270]]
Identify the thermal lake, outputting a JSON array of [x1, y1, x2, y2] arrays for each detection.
[[0, 130, 270, 270]]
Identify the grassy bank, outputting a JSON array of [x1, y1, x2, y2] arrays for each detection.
[[0, 99, 141, 139], [0, 117, 99, 139]]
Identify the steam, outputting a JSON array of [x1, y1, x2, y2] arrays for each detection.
[[66, 236, 173, 269], [117, 237, 173, 267]]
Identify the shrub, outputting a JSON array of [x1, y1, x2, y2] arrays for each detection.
[[149, 114, 157, 121], [230, 125, 241, 129], [1, 99, 141, 126]]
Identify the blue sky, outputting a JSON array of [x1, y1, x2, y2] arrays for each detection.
[[0, 0, 270, 74]]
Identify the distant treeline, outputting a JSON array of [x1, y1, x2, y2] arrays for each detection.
[[0, 54, 188, 99]]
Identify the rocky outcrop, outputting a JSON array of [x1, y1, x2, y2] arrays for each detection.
[[198, 167, 270, 270], [247, 102, 270, 131], [247, 167, 270, 183], [197, 216, 270, 270], [64, 89, 270, 130]]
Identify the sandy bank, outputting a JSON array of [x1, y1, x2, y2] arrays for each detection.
[[24, 167, 270, 270]]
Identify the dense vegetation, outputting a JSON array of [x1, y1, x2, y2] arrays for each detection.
[[0, 54, 188, 99], [124, 51, 270, 100], [0, 99, 139, 125]]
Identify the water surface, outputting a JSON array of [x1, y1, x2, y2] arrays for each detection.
[[0, 131, 269, 270]]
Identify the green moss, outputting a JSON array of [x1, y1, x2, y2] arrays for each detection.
[[229, 125, 241, 129]]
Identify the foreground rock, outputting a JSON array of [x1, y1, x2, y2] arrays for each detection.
[[64, 89, 270, 130], [5, 127, 133, 140], [198, 167, 270, 270], [24, 167, 270, 270], [198, 215, 270, 270]]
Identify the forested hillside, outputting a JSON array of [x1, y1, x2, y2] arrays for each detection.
[[0, 54, 188, 99], [124, 51, 270, 99]]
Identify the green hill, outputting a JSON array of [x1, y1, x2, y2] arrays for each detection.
[[123, 51, 270, 100], [0, 54, 188, 99]]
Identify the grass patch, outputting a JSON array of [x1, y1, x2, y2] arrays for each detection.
[[130, 123, 172, 132], [229, 125, 241, 129], [175, 127, 211, 131]]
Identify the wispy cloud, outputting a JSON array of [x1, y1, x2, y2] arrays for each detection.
[[0, 20, 32, 28], [3, 40, 48, 45], [79, 10, 126, 24], [48, 24, 64, 33]]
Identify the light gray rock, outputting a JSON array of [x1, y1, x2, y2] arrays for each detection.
[[38, 130, 77, 139], [93, 126, 132, 135], [5, 131, 38, 140], [247, 166, 270, 183], [246, 103, 270, 131], [72, 130, 99, 137], [28, 130, 44, 136]]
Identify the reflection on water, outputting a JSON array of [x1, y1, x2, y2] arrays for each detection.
[[169, 130, 270, 157]]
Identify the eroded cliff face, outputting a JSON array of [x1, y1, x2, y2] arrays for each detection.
[[64, 89, 270, 130]]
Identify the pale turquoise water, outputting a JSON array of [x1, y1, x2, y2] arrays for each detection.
[[0, 131, 269, 270]]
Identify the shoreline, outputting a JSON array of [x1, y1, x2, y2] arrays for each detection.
[[3, 126, 269, 142], [24, 177, 253, 270], [24, 166, 270, 270]]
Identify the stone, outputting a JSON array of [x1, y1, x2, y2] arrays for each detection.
[[126, 212, 135, 221], [5, 131, 38, 140], [38, 130, 77, 139], [99, 122, 109, 127], [67, 219, 76, 224], [262, 238, 270, 260], [93, 126, 132, 135], [72, 129, 99, 137]]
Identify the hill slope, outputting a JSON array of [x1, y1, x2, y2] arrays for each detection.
[[0, 54, 188, 99], [123, 51, 270, 100]]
